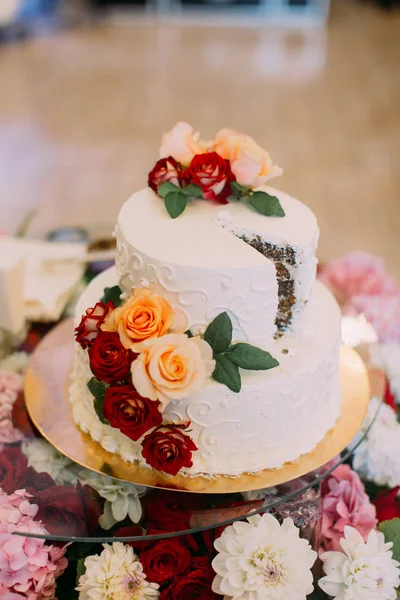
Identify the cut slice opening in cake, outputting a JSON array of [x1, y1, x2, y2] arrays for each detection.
[[214, 211, 298, 336]]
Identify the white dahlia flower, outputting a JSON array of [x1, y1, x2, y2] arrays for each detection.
[[319, 526, 400, 600], [212, 513, 317, 600], [76, 542, 159, 600]]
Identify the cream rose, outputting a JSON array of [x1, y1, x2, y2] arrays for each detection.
[[214, 128, 282, 188], [159, 122, 209, 166], [102, 289, 176, 351], [131, 333, 215, 408]]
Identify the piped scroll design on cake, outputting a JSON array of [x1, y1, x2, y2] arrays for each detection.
[[115, 226, 278, 343], [148, 122, 285, 219], [74, 285, 279, 476]]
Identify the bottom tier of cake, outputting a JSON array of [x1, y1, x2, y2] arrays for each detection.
[[70, 268, 342, 478]]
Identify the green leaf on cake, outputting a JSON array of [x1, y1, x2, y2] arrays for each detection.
[[212, 354, 241, 393], [87, 377, 109, 424], [204, 311, 233, 355], [185, 329, 194, 338], [249, 191, 285, 217], [378, 518, 400, 562], [165, 190, 187, 219], [181, 183, 203, 198], [230, 181, 247, 199], [224, 343, 279, 370], [101, 285, 122, 307], [157, 181, 179, 198]]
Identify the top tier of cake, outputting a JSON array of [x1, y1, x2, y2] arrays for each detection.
[[115, 185, 319, 346]]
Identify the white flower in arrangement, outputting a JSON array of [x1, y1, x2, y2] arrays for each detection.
[[21, 438, 79, 485], [81, 471, 147, 530], [379, 342, 400, 403], [352, 398, 400, 488], [212, 513, 317, 600], [0, 351, 29, 373], [76, 542, 159, 600], [319, 526, 400, 600]]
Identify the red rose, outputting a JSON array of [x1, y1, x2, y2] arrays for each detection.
[[35, 484, 94, 537], [146, 490, 207, 534], [0, 446, 29, 493], [141, 425, 198, 476], [12, 393, 37, 438], [374, 487, 400, 523], [160, 565, 218, 600], [149, 157, 183, 192], [103, 384, 162, 441], [141, 538, 191, 584], [88, 331, 135, 384], [185, 152, 234, 204], [75, 301, 115, 349], [384, 380, 397, 412]]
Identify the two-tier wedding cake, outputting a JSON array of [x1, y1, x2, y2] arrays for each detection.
[[69, 123, 342, 484]]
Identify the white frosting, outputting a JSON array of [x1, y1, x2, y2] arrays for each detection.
[[71, 268, 342, 476], [116, 187, 319, 343]]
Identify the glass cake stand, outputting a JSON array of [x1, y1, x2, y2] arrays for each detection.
[[3, 314, 384, 545]]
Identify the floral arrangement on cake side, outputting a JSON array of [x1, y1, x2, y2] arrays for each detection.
[[148, 122, 285, 218], [74, 284, 279, 477]]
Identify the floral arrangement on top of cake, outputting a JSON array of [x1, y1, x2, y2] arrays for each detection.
[[148, 122, 285, 219], [74, 284, 279, 476]]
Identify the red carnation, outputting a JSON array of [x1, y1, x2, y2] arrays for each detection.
[[88, 331, 134, 384], [160, 564, 218, 600], [184, 152, 234, 204], [103, 384, 162, 441], [141, 425, 197, 476], [148, 156, 183, 192], [75, 301, 114, 349], [141, 538, 191, 585], [374, 487, 400, 523]]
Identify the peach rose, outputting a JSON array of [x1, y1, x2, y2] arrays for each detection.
[[213, 128, 282, 188], [131, 333, 215, 408], [102, 289, 176, 351], [159, 122, 209, 166]]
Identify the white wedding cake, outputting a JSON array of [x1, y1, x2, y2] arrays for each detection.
[[70, 123, 342, 484]]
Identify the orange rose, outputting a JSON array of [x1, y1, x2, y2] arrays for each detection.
[[213, 128, 282, 188], [131, 333, 215, 408], [102, 289, 176, 351], [159, 122, 210, 166]]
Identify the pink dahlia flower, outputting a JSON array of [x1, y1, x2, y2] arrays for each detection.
[[0, 489, 68, 599], [319, 252, 397, 305], [320, 464, 377, 552]]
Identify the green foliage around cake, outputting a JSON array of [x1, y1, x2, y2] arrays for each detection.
[[87, 377, 109, 424], [204, 311, 279, 392], [101, 285, 122, 307], [230, 181, 285, 217], [378, 518, 400, 562], [204, 312, 232, 354], [224, 343, 279, 370], [158, 181, 203, 219]]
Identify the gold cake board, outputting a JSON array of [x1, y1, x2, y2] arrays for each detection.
[[25, 319, 375, 494]]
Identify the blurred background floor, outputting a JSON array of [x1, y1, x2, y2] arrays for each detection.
[[0, 0, 399, 275]]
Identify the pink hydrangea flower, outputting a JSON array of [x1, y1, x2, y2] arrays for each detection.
[[319, 252, 398, 305], [353, 294, 400, 343], [320, 464, 377, 552], [0, 371, 24, 450], [0, 371, 23, 407], [0, 489, 68, 599]]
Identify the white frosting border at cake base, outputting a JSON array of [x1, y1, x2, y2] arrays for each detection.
[[71, 268, 342, 477]]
